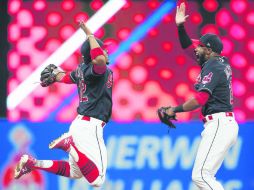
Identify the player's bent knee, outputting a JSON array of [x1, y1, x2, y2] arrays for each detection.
[[71, 175, 83, 179], [69, 169, 83, 179], [192, 171, 214, 188], [70, 173, 83, 179], [192, 175, 201, 183], [90, 175, 105, 188], [192, 173, 204, 186]]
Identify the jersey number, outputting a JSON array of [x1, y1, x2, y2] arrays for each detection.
[[79, 79, 88, 102], [106, 73, 113, 88]]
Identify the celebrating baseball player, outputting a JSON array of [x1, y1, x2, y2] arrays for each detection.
[[14, 20, 113, 187], [158, 2, 239, 190]]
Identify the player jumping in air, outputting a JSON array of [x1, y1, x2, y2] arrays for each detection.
[[158, 2, 239, 190], [14, 20, 113, 187]]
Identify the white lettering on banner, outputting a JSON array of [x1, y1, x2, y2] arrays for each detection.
[[106, 134, 118, 169], [57, 177, 243, 190], [107, 135, 242, 170], [103, 179, 125, 190], [151, 180, 162, 190], [132, 180, 144, 190], [115, 136, 138, 169], [162, 136, 200, 169], [3, 183, 43, 190], [165, 180, 183, 190], [224, 180, 242, 190], [136, 136, 161, 169], [58, 177, 90, 190], [58, 176, 69, 190]]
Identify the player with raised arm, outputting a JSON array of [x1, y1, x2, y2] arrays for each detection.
[[158, 3, 239, 190], [14, 20, 113, 187]]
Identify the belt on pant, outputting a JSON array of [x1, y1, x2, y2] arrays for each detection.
[[202, 112, 234, 123], [81, 116, 106, 128]]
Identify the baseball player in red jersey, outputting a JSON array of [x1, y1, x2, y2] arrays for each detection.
[[160, 3, 239, 190], [14, 21, 113, 187]]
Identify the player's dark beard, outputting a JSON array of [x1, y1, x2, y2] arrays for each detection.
[[197, 53, 207, 66]]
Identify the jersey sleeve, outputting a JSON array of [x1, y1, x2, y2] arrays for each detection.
[[84, 64, 105, 81], [196, 63, 221, 95], [178, 25, 192, 49], [70, 70, 78, 83], [177, 25, 197, 61]]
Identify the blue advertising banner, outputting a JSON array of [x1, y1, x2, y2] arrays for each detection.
[[0, 120, 253, 190]]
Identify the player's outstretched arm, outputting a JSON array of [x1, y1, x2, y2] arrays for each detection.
[[176, 2, 193, 49], [40, 64, 63, 87], [175, 2, 189, 26], [164, 91, 210, 116], [56, 72, 76, 84], [79, 20, 107, 67], [55, 72, 66, 82], [165, 98, 200, 117], [40, 64, 75, 86], [50, 66, 75, 84]]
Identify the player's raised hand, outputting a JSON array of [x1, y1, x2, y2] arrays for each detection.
[[79, 20, 92, 36], [175, 2, 189, 26]]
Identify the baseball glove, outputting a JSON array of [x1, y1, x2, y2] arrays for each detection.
[[157, 106, 177, 129], [40, 64, 58, 87]]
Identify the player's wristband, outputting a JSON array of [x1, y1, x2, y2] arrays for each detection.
[[90, 47, 104, 60], [59, 72, 74, 84], [86, 34, 94, 40], [173, 105, 184, 113]]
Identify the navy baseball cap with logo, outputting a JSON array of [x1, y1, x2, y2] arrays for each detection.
[[192, 33, 223, 54]]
